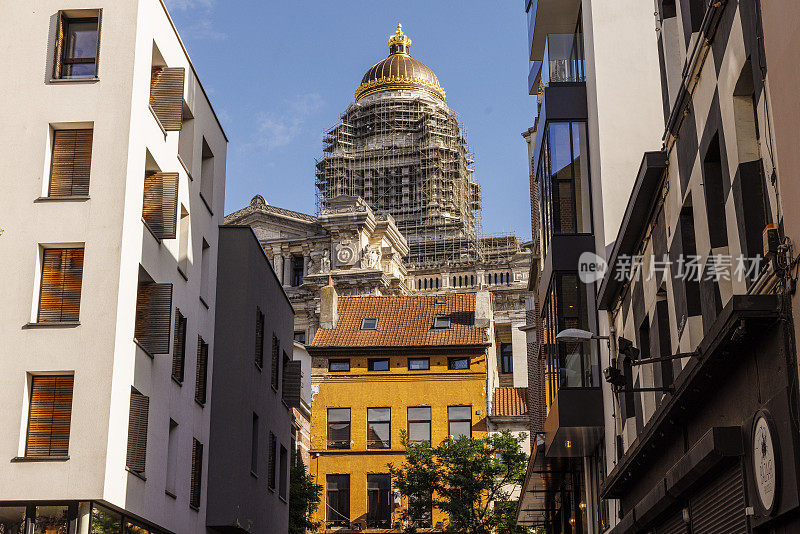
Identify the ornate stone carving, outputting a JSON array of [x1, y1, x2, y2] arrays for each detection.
[[335, 240, 357, 266], [361, 245, 381, 269], [320, 249, 331, 272]]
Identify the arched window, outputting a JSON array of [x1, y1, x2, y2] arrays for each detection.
[[494, 273, 498, 285], [424, 279, 428, 290], [458, 276, 463, 287], [471, 275, 475, 286], [436, 278, 440, 289]]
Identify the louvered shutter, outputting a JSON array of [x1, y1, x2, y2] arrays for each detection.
[[150, 68, 185, 131], [50, 129, 93, 196], [172, 309, 186, 382], [26, 376, 74, 457], [271, 335, 280, 389], [190, 438, 203, 508], [38, 248, 84, 322], [690, 465, 747, 533], [142, 172, 178, 239], [655, 511, 687, 534], [126, 388, 149, 473], [268, 433, 277, 489], [195, 336, 208, 404], [282, 360, 302, 408], [134, 281, 173, 354], [255, 308, 264, 367]]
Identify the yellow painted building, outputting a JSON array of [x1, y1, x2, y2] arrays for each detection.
[[308, 290, 492, 532]]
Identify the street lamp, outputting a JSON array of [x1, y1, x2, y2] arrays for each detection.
[[555, 328, 609, 343]]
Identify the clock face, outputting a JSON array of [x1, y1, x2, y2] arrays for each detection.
[[753, 415, 776, 512]]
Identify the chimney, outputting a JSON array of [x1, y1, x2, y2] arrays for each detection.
[[320, 283, 339, 329], [474, 290, 492, 329]]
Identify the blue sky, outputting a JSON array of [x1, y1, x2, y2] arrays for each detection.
[[165, 0, 536, 239]]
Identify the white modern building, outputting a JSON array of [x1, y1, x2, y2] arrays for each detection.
[[0, 1, 227, 533]]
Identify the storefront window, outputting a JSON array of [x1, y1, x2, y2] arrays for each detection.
[[34, 506, 70, 534], [90, 505, 121, 534], [0, 507, 26, 534], [123, 521, 148, 534]]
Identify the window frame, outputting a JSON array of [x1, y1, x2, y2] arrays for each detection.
[[447, 405, 472, 439], [447, 356, 470, 370], [500, 343, 514, 374], [407, 406, 431, 444], [366, 474, 392, 528], [408, 358, 430, 371], [361, 317, 379, 330], [53, 11, 102, 80], [329, 359, 351, 372], [327, 408, 351, 450], [37, 246, 85, 324], [367, 358, 390, 371], [433, 316, 451, 329], [48, 128, 93, 198], [25, 375, 74, 458], [366, 407, 391, 450], [326, 474, 350, 527]]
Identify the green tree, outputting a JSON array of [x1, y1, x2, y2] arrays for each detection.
[[288, 453, 323, 534], [389, 431, 530, 534]]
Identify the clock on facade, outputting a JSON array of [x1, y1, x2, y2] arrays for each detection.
[[752, 411, 779, 515]]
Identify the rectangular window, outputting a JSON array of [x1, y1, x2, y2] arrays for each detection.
[[26, 375, 74, 457], [327, 408, 351, 449], [367, 474, 392, 528], [367, 408, 391, 449], [368, 358, 390, 371], [200, 138, 215, 208], [90, 504, 121, 534], [268, 432, 277, 489], [172, 309, 186, 383], [448, 406, 472, 438], [282, 359, 302, 408], [408, 358, 430, 371], [0, 506, 26, 534], [166, 419, 178, 496], [195, 336, 208, 404], [126, 388, 149, 474], [53, 11, 100, 79], [34, 506, 71, 534], [290, 255, 304, 287], [408, 492, 433, 528], [150, 67, 185, 131], [329, 359, 350, 372], [142, 171, 179, 240], [433, 316, 451, 329], [38, 247, 84, 323], [255, 307, 265, 368], [134, 273, 173, 355], [361, 317, 378, 330], [326, 475, 350, 527], [407, 407, 431, 444], [448, 357, 470, 370], [294, 331, 306, 344], [279, 444, 288, 499], [190, 438, 203, 508], [500, 343, 513, 374], [271, 335, 280, 389], [49, 129, 92, 197], [251, 413, 259, 475]]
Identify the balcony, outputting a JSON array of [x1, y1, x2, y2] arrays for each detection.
[[526, 0, 582, 61], [544, 387, 603, 457], [530, 33, 585, 94]]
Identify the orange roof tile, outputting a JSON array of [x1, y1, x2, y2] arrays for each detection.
[[310, 294, 488, 348], [493, 387, 528, 416]]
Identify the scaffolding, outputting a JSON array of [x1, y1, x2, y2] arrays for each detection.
[[315, 94, 485, 268]]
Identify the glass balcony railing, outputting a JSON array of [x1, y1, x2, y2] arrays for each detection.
[[541, 33, 585, 85]]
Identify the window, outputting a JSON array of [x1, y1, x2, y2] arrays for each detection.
[[200, 239, 211, 305], [125, 388, 149, 474], [361, 317, 378, 330], [433, 316, 451, 329], [195, 336, 208, 405], [134, 272, 173, 355], [142, 171, 179, 240], [0, 506, 26, 534], [49, 129, 93, 197], [367, 474, 392, 528], [294, 331, 306, 344], [282, 358, 302, 408], [408, 492, 433, 528], [250, 413, 259, 475], [255, 307, 265, 368], [200, 138, 215, 208], [448, 406, 472, 438], [190, 439, 203, 509], [90, 504, 122, 534], [326, 475, 350, 527], [271, 335, 280, 389], [53, 11, 100, 79], [367, 408, 391, 449], [448, 357, 470, 370], [166, 419, 178, 496], [329, 359, 350, 372], [290, 255, 304, 287], [34, 506, 71, 534], [26, 375, 74, 457], [150, 66, 185, 131], [327, 408, 351, 449], [500, 343, 513, 374], [435, 297, 447, 305], [268, 432, 277, 490], [38, 247, 84, 323], [178, 206, 190, 276], [172, 309, 186, 383], [368, 358, 390, 371], [279, 444, 288, 499], [407, 407, 431, 444], [408, 358, 429, 371]]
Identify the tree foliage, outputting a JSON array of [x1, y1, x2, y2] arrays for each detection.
[[289, 453, 323, 534], [389, 431, 530, 534]]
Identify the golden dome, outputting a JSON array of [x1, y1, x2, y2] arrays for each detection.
[[354, 24, 445, 102]]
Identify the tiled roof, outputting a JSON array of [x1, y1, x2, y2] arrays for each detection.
[[310, 294, 488, 348], [493, 387, 528, 416]]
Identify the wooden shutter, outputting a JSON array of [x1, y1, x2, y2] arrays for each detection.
[[190, 438, 203, 508], [26, 375, 74, 457], [126, 388, 149, 473], [172, 309, 186, 382], [255, 308, 264, 367], [134, 281, 173, 354], [282, 360, 302, 408], [142, 172, 178, 239], [195, 336, 208, 404], [38, 248, 84, 323], [150, 68, 185, 131], [268, 432, 277, 489], [271, 335, 279, 389], [50, 129, 93, 196]]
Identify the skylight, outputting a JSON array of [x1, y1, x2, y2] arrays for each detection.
[[435, 297, 447, 305], [361, 317, 378, 330], [433, 316, 451, 329]]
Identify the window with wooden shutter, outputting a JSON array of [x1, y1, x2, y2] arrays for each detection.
[[190, 438, 203, 508], [172, 309, 186, 383], [49, 129, 92, 197], [271, 335, 280, 390], [268, 432, 277, 489], [53, 11, 101, 80], [38, 248, 84, 323], [255, 308, 264, 368], [134, 278, 172, 355], [26, 375, 74, 457], [142, 172, 179, 240], [150, 68, 185, 131], [126, 388, 149, 474], [195, 336, 208, 404], [282, 360, 302, 408]]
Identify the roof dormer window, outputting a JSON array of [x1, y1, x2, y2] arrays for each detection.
[[433, 316, 451, 329], [361, 318, 378, 330]]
